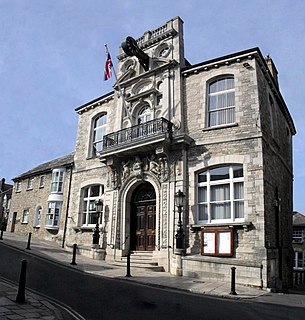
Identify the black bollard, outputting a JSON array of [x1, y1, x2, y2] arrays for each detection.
[[230, 267, 237, 295], [71, 243, 77, 265], [16, 260, 27, 303], [0, 230, 3, 240], [125, 252, 132, 277], [26, 232, 32, 250]]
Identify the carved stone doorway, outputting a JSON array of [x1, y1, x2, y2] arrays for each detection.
[[130, 182, 156, 251]]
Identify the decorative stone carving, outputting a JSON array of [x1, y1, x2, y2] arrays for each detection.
[[118, 154, 169, 187], [132, 156, 143, 179]]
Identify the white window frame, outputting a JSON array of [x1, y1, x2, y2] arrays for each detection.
[[197, 165, 244, 224], [81, 185, 104, 227], [207, 77, 235, 127], [34, 207, 42, 228], [294, 251, 304, 270], [46, 202, 61, 228], [16, 181, 22, 192], [51, 169, 65, 193], [39, 175, 45, 188], [93, 114, 107, 153], [22, 209, 29, 224], [293, 228, 303, 243], [137, 105, 152, 124], [27, 177, 34, 190]]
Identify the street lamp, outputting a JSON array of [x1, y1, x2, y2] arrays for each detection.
[[92, 197, 104, 247], [174, 189, 185, 250]]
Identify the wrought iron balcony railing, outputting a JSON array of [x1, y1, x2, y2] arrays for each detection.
[[101, 117, 173, 151]]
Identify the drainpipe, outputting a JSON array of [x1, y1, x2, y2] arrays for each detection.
[[62, 165, 73, 248]]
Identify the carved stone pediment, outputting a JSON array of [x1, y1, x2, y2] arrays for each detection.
[[106, 154, 170, 190]]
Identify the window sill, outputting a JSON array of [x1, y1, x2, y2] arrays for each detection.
[[190, 221, 252, 232], [45, 225, 59, 230], [21, 222, 28, 225], [33, 226, 40, 229], [26, 188, 33, 191], [73, 226, 95, 233], [203, 122, 238, 131]]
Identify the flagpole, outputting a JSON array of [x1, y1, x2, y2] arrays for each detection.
[[105, 44, 132, 121]]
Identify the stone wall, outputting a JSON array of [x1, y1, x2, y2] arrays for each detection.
[[8, 167, 72, 245]]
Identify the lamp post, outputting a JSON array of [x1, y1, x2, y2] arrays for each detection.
[[92, 198, 104, 247], [174, 189, 185, 251]]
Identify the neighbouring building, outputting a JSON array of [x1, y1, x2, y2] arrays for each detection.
[[8, 153, 74, 244], [292, 212, 305, 271], [0, 178, 13, 231], [7, 17, 295, 291]]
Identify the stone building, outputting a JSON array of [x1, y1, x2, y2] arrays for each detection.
[[64, 17, 295, 291], [8, 153, 74, 245], [0, 178, 13, 231], [7, 17, 295, 291], [292, 212, 305, 270]]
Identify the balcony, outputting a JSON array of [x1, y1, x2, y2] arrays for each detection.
[[98, 118, 173, 159]]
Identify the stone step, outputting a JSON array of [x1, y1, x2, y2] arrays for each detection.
[[114, 251, 164, 272], [112, 260, 164, 272]]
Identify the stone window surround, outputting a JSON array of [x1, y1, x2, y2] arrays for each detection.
[[189, 154, 249, 227], [197, 164, 244, 224], [80, 184, 104, 227], [27, 177, 34, 190], [21, 208, 29, 224]]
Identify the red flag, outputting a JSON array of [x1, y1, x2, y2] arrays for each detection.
[[104, 50, 113, 81]]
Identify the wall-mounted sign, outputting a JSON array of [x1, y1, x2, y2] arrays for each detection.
[[201, 227, 233, 257]]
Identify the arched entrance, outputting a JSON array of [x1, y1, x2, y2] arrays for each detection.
[[130, 182, 156, 251]]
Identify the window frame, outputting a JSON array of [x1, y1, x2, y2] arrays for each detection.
[[34, 207, 42, 228], [293, 228, 303, 243], [197, 164, 244, 224], [294, 251, 304, 270], [22, 209, 29, 224], [46, 202, 61, 229], [81, 184, 104, 227], [207, 76, 235, 128], [39, 175, 45, 188], [27, 177, 34, 190], [51, 169, 65, 193], [16, 181, 22, 192], [92, 113, 107, 154]]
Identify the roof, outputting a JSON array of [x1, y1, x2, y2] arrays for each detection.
[[13, 152, 75, 181], [293, 211, 305, 226], [75, 91, 114, 112]]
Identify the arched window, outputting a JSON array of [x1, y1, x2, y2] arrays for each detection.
[[197, 164, 244, 223], [34, 207, 42, 228], [93, 114, 107, 152], [137, 105, 152, 124], [81, 185, 104, 226], [208, 77, 235, 127]]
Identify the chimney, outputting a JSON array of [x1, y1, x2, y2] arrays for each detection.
[[265, 55, 279, 87]]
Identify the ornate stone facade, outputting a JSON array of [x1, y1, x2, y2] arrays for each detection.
[[7, 17, 295, 291]]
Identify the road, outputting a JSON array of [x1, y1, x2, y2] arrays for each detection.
[[1, 242, 304, 320]]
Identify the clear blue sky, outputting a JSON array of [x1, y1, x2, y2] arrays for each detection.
[[1, 0, 304, 213]]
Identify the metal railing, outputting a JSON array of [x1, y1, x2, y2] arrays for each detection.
[[102, 118, 173, 151]]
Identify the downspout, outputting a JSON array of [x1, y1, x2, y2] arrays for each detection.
[[62, 165, 73, 248]]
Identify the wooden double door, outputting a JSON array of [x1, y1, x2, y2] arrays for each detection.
[[131, 184, 156, 251]]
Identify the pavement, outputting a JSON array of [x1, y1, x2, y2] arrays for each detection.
[[0, 232, 304, 319]]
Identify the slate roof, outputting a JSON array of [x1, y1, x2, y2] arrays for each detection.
[[293, 211, 305, 226], [13, 152, 74, 181]]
